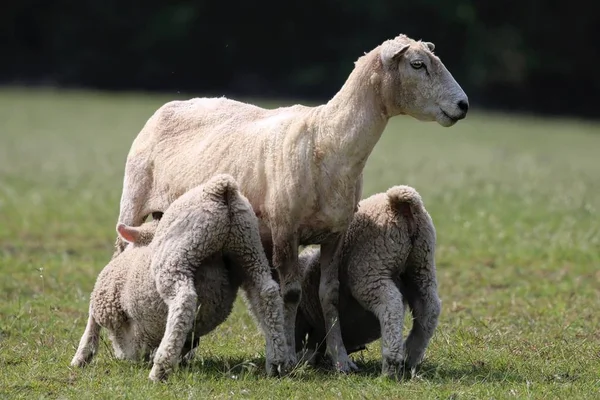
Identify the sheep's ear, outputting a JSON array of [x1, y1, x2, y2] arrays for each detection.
[[423, 41, 435, 52], [117, 223, 141, 244], [381, 43, 410, 65], [391, 44, 410, 61]]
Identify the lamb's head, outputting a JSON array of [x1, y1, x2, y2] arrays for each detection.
[[378, 34, 469, 127], [116, 219, 159, 247]]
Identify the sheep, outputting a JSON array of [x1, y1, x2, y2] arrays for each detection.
[[113, 33, 467, 372], [293, 185, 441, 379], [71, 174, 292, 382]]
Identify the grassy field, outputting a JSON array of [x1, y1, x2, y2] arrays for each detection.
[[0, 87, 599, 399]]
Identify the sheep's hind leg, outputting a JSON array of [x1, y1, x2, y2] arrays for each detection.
[[352, 276, 405, 379], [319, 236, 357, 373], [70, 310, 101, 367], [150, 277, 197, 382], [271, 231, 301, 368]]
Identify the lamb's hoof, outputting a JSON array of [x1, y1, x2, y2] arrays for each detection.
[[296, 348, 319, 367], [266, 355, 296, 377], [70, 356, 87, 368], [334, 357, 359, 374], [265, 361, 286, 377], [381, 357, 407, 380], [401, 361, 419, 379], [181, 349, 196, 366], [149, 364, 170, 382]]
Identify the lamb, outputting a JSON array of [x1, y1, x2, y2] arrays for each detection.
[[113, 33, 467, 372], [71, 174, 292, 382], [293, 185, 441, 379]]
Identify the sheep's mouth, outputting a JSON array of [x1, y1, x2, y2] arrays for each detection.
[[441, 110, 459, 123], [437, 109, 459, 127]]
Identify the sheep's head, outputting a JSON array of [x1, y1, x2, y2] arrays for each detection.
[[378, 34, 469, 127]]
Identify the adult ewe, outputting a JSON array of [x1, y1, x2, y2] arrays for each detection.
[[114, 33, 467, 372], [71, 174, 291, 381], [293, 185, 440, 379]]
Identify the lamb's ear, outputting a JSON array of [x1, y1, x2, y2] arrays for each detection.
[[423, 41, 435, 52], [381, 43, 410, 65], [117, 223, 141, 244]]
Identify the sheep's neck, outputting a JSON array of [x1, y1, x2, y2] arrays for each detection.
[[314, 50, 389, 180]]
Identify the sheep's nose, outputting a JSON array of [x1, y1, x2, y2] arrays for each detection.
[[457, 99, 469, 113]]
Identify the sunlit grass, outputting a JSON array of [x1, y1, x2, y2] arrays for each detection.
[[1, 88, 599, 399]]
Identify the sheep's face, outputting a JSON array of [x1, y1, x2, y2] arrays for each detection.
[[379, 35, 469, 127]]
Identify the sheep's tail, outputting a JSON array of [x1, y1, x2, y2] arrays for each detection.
[[202, 174, 240, 201]]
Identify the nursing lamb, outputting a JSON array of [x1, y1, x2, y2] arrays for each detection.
[[114, 33, 466, 372], [294, 185, 441, 378], [71, 174, 291, 381]]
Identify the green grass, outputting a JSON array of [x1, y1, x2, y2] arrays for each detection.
[[1, 87, 599, 399]]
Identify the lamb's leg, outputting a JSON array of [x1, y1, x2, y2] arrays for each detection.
[[71, 310, 101, 367], [150, 277, 197, 382], [271, 231, 301, 366], [241, 276, 291, 376], [402, 272, 441, 372], [319, 236, 357, 373], [352, 277, 405, 379]]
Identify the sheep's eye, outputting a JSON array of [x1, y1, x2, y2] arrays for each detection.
[[410, 60, 424, 69]]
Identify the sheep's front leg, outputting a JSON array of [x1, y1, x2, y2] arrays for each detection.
[[271, 231, 301, 366], [319, 236, 357, 373], [352, 276, 405, 379], [150, 277, 197, 382], [402, 273, 441, 372]]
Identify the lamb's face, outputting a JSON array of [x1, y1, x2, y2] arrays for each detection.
[[380, 35, 469, 127]]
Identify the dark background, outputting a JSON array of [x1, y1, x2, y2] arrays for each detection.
[[4, 0, 598, 118]]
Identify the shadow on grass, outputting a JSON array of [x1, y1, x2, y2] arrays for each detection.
[[352, 359, 526, 384], [179, 355, 525, 384]]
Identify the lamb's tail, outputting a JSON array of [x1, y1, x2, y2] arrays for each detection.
[[386, 185, 424, 244], [386, 185, 424, 213], [202, 174, 240, 201]]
